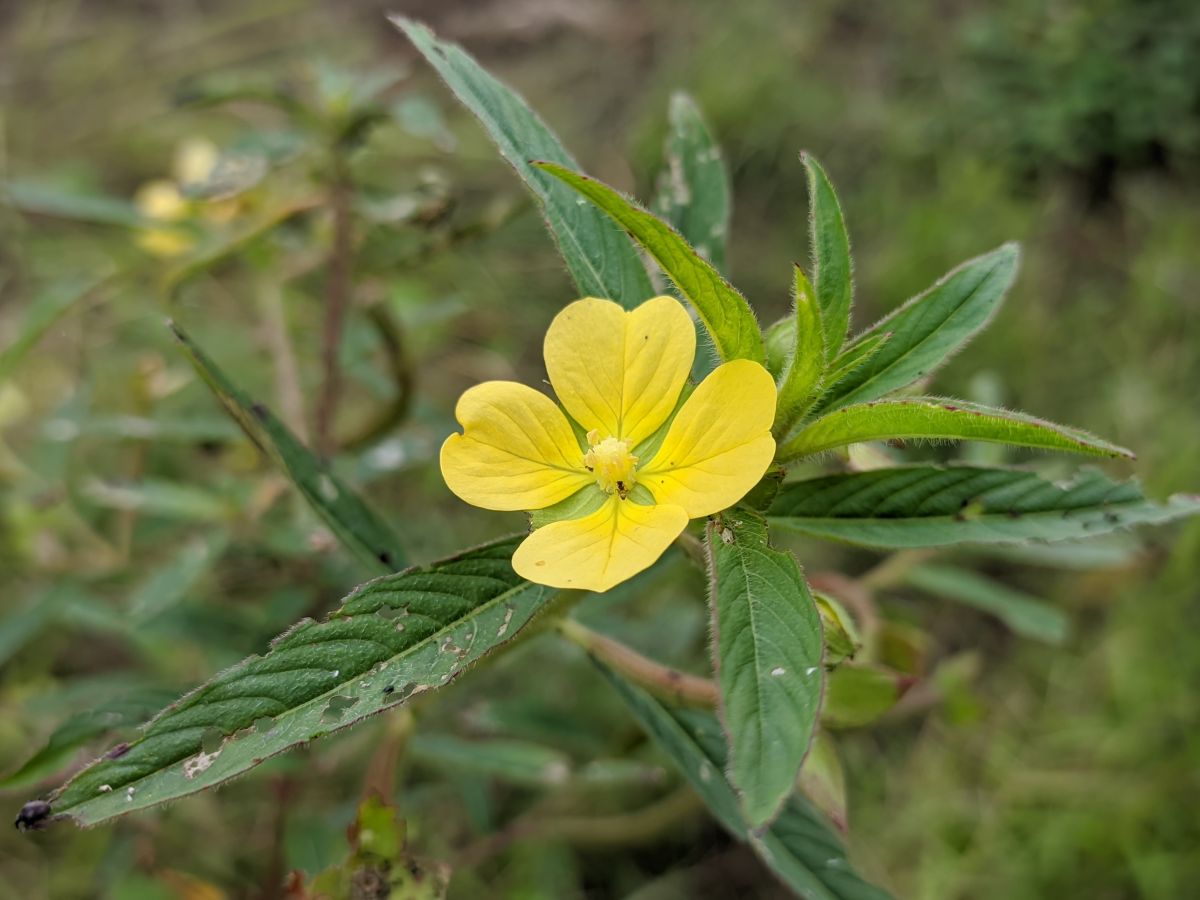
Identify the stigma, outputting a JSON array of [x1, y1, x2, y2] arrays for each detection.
[[584, 430, 638, 498]]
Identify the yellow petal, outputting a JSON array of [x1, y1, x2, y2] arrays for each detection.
[[544, 296, 695, 447], [639, 359, 777, 517], [512, 496, 688, 592], [135, 180, 187, 222], [440, 381, 591, 511], [173, 137, 220, 186]]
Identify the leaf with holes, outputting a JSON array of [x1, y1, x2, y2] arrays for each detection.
[[802, 153, 854, 360], [170, 322, 406, 573], [535, 161, 765, 364], [816, 243, 1019, 414], [391, 17, 652, 308], [595, 660, 894, 898], [778, 397, 1133, 462], [708, 511, 823, 829], [31, 537, 553, 827], [768, 465, 1200, 548], [652, 92, 731, 274]]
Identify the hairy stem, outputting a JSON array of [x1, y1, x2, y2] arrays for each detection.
[[314, 153, 353, 458], [556, 618, 717, 708]]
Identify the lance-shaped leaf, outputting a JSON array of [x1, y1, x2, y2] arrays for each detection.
[[391, 17, 652, 308], [817, 244, 1019, 414], [707, 512, 823, 829], [769, 465, 1200, 548], [774, 266, 825, 433], [170, 322, 406, 573], [903, 564, 1069, 644], [535, 161, 765, 364], [778, 397, 1134, 462], [595, 660, 894, 899], [28, 537, 555, 827], [652, 92, 731, 273], [822, 331, 889, 393], [802, 154, 853, 360]]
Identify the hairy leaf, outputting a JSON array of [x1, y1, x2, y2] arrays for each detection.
[[535, 162, 765, 364], [652, 92, 731, 273], [170, 322, 406, 573], [392, 17, 652, 307], [769, 465, 1200, 548], [596, 660, 894, 898], [823, 331, 890, 392], [904, 564, 1069, 644], [778, 397, 1134, 461], [775, 266, 826, 433], [33, 537, 555, 827], [708, 512, 823, 828], [802, 154, 854, 359], [817, 244, 1019, 413]]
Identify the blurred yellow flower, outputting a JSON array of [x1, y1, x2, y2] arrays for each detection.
[[441, 296, 777, 592], [133, 137, 229, 257], [173, 137, 220, 187]]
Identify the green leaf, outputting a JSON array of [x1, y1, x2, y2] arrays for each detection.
[[0, 275, 112, 381], [822, 331, 890, 393], [391, 17, 652, 307], [0, 690, 173, 791], [769, 465, 1200, 548], [81, 478, 233, 522], [802, 154, 854, 359], [409, 734, 571, 787], [170, 322, 406, 573], [814, 593, 862, 665], [595, 660, 893, 899], [796, 731, 848, 833], [35, 537, 555, 827], [778, 397, 1134, 462], [775, 266, 825, 432], [707, 512, 823, 828], [652, 92, 731, 274], [3, 180, 145, 227], [821, 666, 904, 729], [535, 161, 765, 364], [903, 564, 1069, 644], [817, 244, 1019, 413]]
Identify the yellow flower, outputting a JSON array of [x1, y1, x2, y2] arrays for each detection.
[[134, 179, 193, 258], [440, 296, 777, 592]]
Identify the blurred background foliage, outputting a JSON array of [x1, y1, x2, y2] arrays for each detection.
[[1, 0, 1198, 897]]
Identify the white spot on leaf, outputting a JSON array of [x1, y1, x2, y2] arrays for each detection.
[[771, 666, 786, 677], [183, 747, 222, 779]]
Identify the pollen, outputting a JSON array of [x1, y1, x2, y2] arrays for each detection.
[[584, 430, 638, 498]]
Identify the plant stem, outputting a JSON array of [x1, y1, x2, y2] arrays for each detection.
[[455, 785, 702, 868], [256, 274, 308, 442], [556, 618, 717, 708], [314, 152, 353, 458]]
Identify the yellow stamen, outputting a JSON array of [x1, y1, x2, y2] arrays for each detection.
[[584, 430, 638, 498]]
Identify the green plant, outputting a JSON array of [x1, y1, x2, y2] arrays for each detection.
[[9, 16, 1199, 899]]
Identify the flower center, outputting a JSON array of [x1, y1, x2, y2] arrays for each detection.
[[584, 430, 638, 499]]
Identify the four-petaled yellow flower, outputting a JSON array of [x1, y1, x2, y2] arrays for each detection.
[[440, 296, 777, 592]]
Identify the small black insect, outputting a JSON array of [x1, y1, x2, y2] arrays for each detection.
[[14, 800, 53, 832], [382, 685, 395, 695]]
